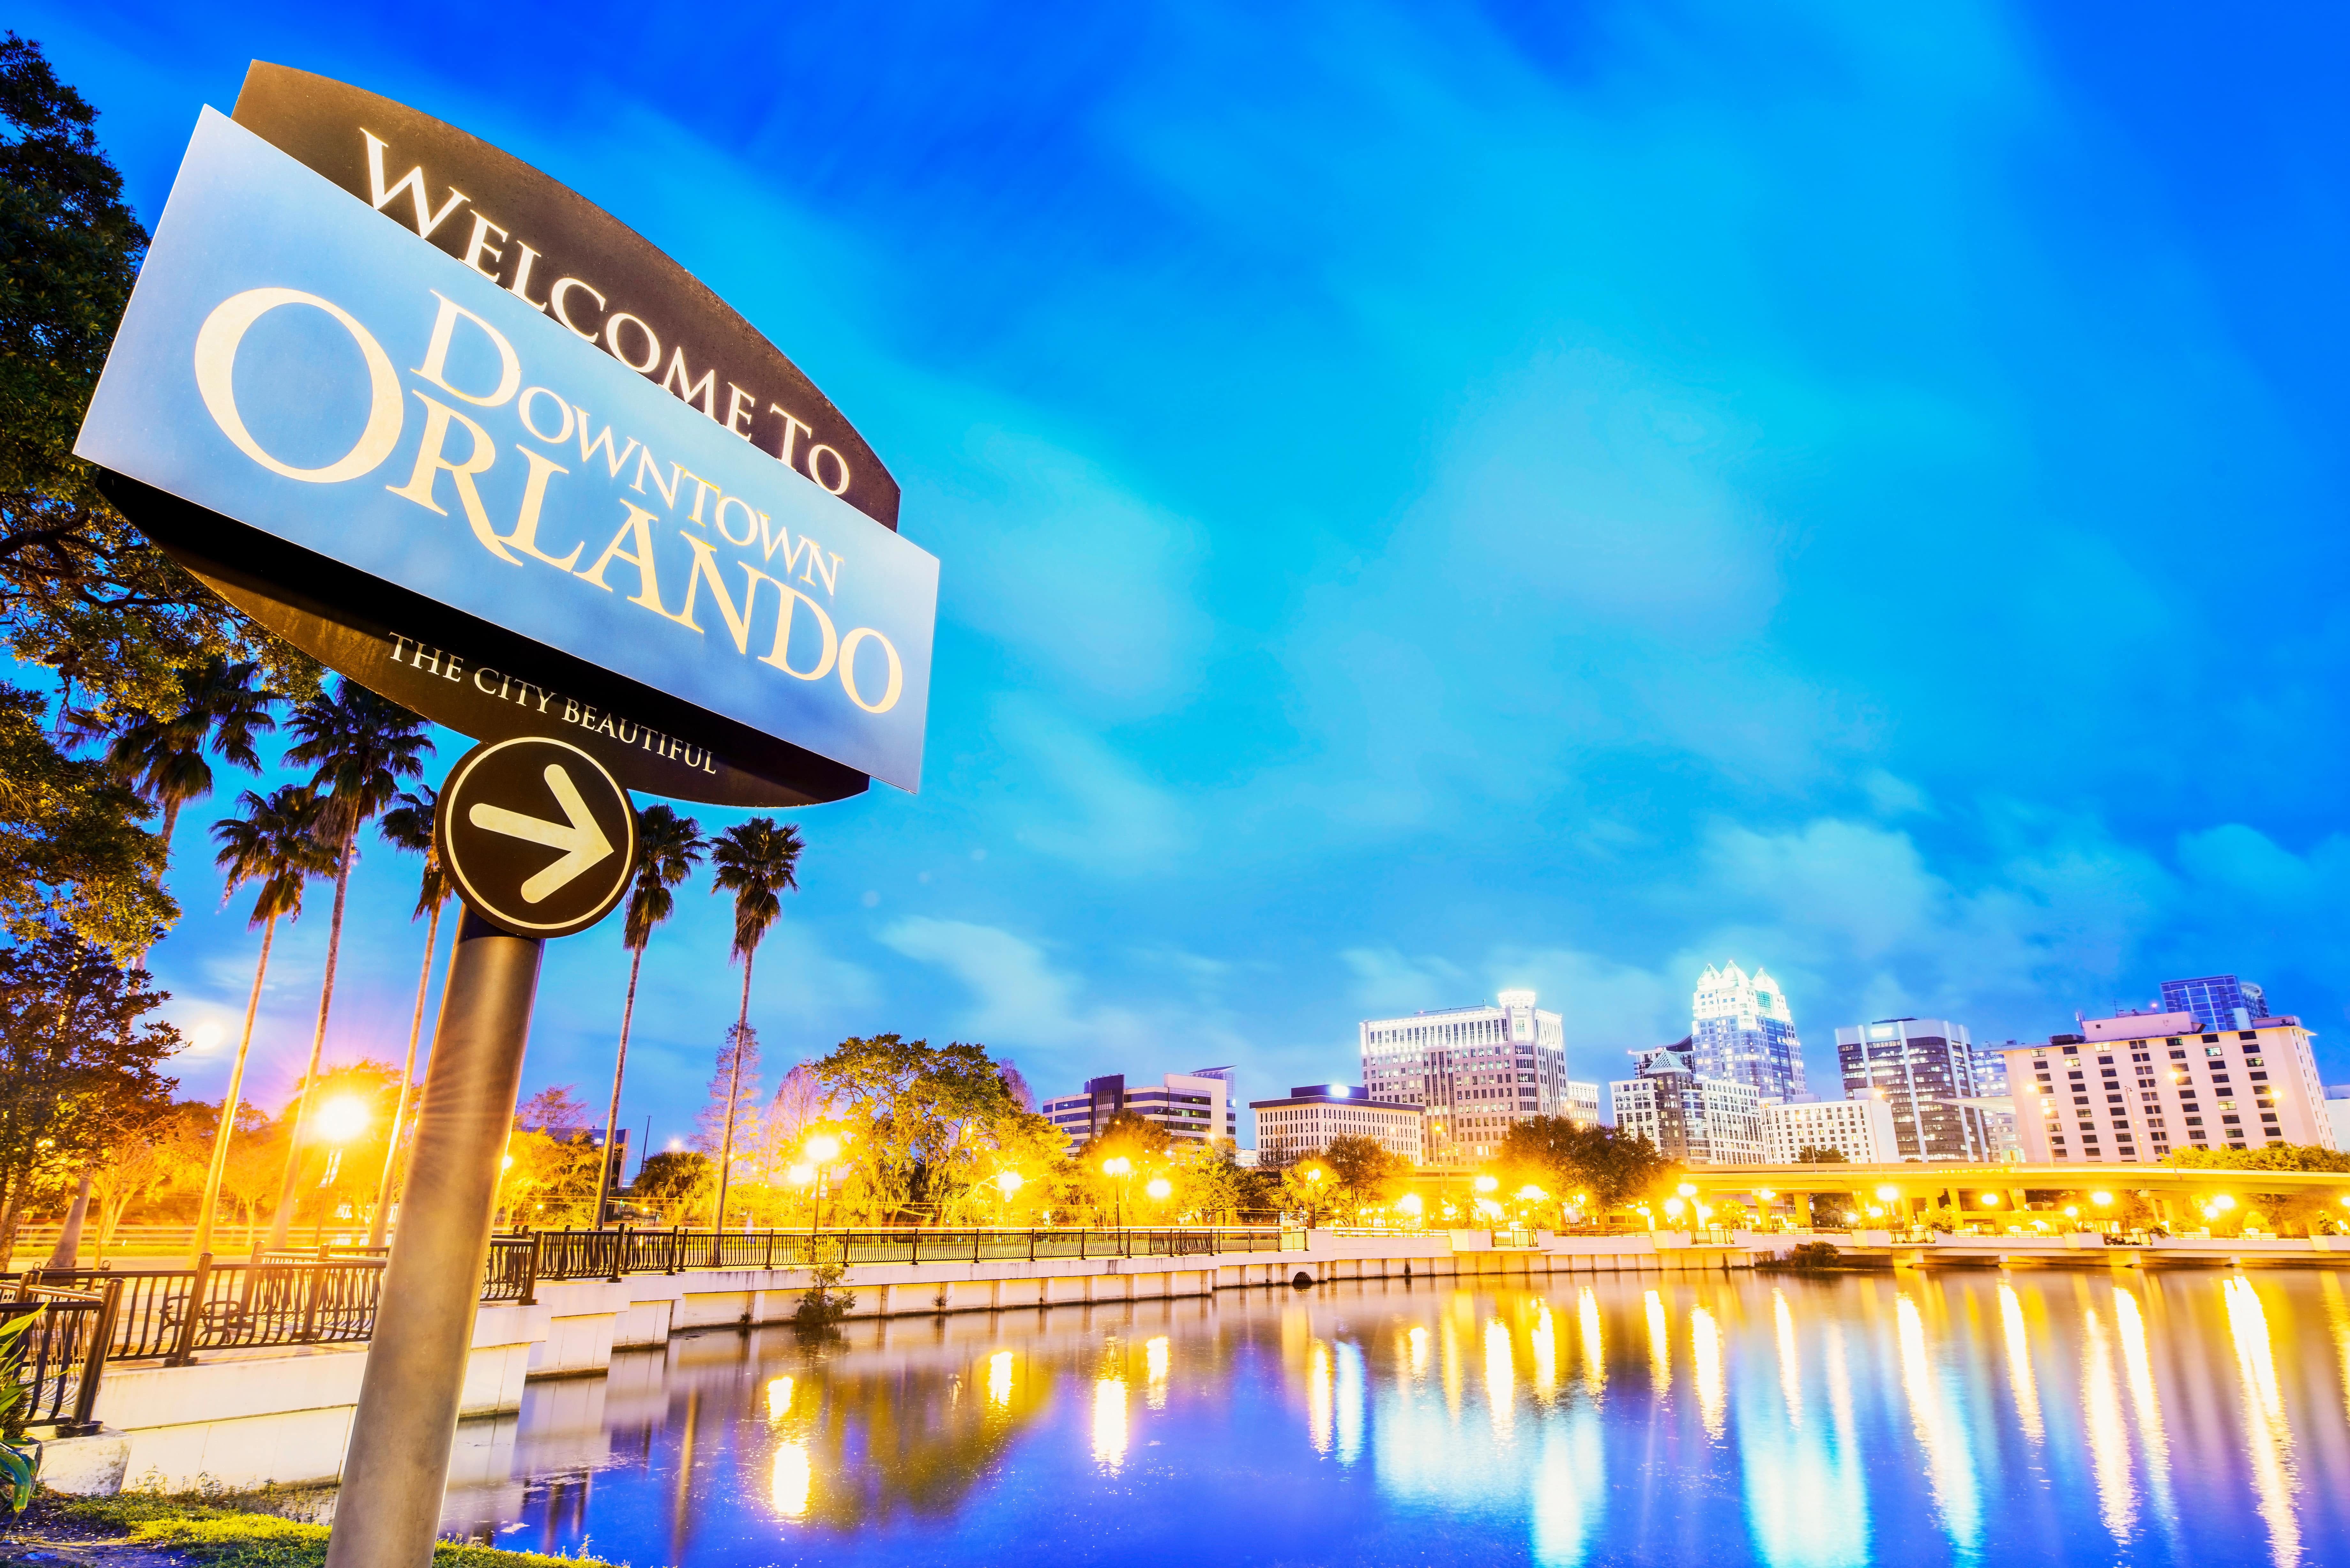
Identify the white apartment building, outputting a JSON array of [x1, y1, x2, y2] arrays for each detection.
[[1759, 1098, 1898, 1165], [2007, 1010, 2332, 1164], [1248, 1085, 1423, 1165], [1361, 989, 1570, 1164], [1611, 1050, 1764, 1165], [1041, 1069, 1236, 1149]]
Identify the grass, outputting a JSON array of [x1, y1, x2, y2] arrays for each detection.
[[19, 1490, 622, 1566]]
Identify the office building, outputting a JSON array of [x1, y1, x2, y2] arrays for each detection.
[[1041, 1069, 1237, 1148], [1835, 1018, 1992, 1161], [1692, 961, 1806, 1103], [1360, 989, 1570, 1165], [1565, 1081, 1602, 1125], [2160, 975, 2269, 1033], [1249, 1084, 1423, 1165], [1970, 1046, 2023, 1159], [1758, 1098, 1898, 1165], [1609, 1040, 1764, 1165], [2007, 1009, 2332, 1163]]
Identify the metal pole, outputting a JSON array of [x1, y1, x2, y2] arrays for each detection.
[[325, 912, 541, 1568]]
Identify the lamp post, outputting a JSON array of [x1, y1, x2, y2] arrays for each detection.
[[314, 1095, 371, 1248], [803, 1133, 841, 1235], [996, 1169, 1024, 1226], [1102, 1157, 1132, 1227]]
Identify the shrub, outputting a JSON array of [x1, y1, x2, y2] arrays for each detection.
[[792, 1259, 856, 1334]]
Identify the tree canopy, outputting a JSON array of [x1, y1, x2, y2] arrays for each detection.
[[1495, 1116, 1676, 1212], [0, 33, 296, 719], [810, 1033, 1062, 1224], [2165, 1143, 2350, 1174]]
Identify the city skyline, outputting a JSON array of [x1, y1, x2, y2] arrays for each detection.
[[26, 3, 2350, 1154]]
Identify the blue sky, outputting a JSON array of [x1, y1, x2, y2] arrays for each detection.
[[26, 1, 2350, 1148]]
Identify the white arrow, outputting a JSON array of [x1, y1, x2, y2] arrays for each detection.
[[467, 764, 615, 903]]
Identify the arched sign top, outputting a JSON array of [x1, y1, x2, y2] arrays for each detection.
[[231, 62, 900, 531]]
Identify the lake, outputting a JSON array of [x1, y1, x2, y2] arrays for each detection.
[[443, 1268, 2350, 1567]]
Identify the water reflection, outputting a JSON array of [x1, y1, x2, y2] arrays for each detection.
[[450, 1270, 2350, 1567]]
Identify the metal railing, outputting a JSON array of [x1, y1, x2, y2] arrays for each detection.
[[6, 1227, 1298, 1364], [2, 1278, 119, 1433], [15, 1256, 387, 1364], [495, 1225, 1298, 1284]]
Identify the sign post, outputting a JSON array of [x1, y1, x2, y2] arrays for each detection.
[[329, 910, 541, 1565], [73, 62, 939, 1566]]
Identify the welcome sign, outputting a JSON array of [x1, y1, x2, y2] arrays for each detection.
[[78, 98, 936, 801]]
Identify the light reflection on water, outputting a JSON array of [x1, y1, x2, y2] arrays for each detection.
[[449, 1270, 2350, 1567]]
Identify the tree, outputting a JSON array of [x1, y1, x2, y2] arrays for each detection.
[[520, 1084, 594, 1134], [0, 921, 178, 1258], [694, 1023, 762, 1222], [2165, 1143, 2350, 1174], [193, 783, 331, 1255], [1495, 1117, 1676, 1217], [0, 681, 171, 955], [0, 34, 279, 719], [1164, 1143, 1265, 1225], [1279, 1156, 1341, 1226], [87, 655, 279, 849], [366, 785, 448, 1245], [85, 1100, 205, 1256], [631, 1150, 714, 1225], [268, 678, 430, 1249], [596, 802, 701, 1225], [1322, 1135, 1411, 1216], [808, 1034, 1055, 1224], [707, 817, 801, 1233], [1796, 1146, 1850, 1165]]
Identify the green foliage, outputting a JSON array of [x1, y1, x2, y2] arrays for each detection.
[[375, 785, 449, 919], [212, 785, 333, 930], [2165, 1143, 2350, 1174], [0, 921, 178, 1246], [0, 1306, 41, 1510], [35, 1488, 618, 1564], [810, 1033, 1059, 1223], [1795, 1145, 1851, 1164], [1778, 1241, 1841, 1270], [793, 1257, 857, 1334], [622, 802, 703, 951], [0, 33, 279, 718], [0, 681, 171, 954], [709, 816, 801, 960], [1321, 1134, 1411, 1214], [1495, 1116, 1677, 1212], [86, 655, 281, 845], [280, 678, 431, 852], [632, 1149, 715, 1222]]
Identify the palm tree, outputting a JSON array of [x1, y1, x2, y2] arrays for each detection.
[[268, 679, 432, 1249], [596, 804, 704, 1228], [707, 818, 803, 1237], [366, 786, 451, 1246], [196, 785, 334, 1257], [98, 656, 281, 848]]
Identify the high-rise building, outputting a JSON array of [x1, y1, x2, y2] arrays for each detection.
[[1692, 962, 1806, 1103], [2159, 975, 2270, 1033], [1360, 990, 1570, 1165], [1609, 1039, 1764, 1165], [1970, 1046, 2023, 1160], [1249, 1084, 1424, 1165], [2010, 1009, 2331, 1163], [1041, 1069, 1236, 1148], [1835, 1018, 1991, 1161], [1759, 1098, 1898, 1165]]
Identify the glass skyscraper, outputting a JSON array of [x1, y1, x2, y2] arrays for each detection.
[[2159, 975, 2269, 1033], [1691, 961, 1806, 1103]]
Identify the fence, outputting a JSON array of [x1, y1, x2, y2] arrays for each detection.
[[1, 1277, 119, 1434], [4, 1227, 1298, 1361]]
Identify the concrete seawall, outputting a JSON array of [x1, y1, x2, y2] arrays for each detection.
[[42, 1225, 2344, 1495]]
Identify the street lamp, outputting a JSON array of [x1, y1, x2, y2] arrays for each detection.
[[1103, 1156, 1133, 1226], [804, 1133, 841, 1233], [1145, 1176, 1172, 1208]]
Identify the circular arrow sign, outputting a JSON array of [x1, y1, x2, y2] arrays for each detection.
[[436, 736, 636, 938]]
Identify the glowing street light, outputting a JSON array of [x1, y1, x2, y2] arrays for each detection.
[[1473, 1174, 1498, 1195], [2090, 1191, 2113, 1207], [316, 1096, 370, 1145], [1397, 1193, 1424, 1223], [1979, 1193, 2003, 1207], [1102, 1156, 1134, 1226], [803, 1132, 843, 1234], [996, 1170, 1024, 1199], [1676, 1182, 1697, 1199], [1145, 1176, 1172, 1203]]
